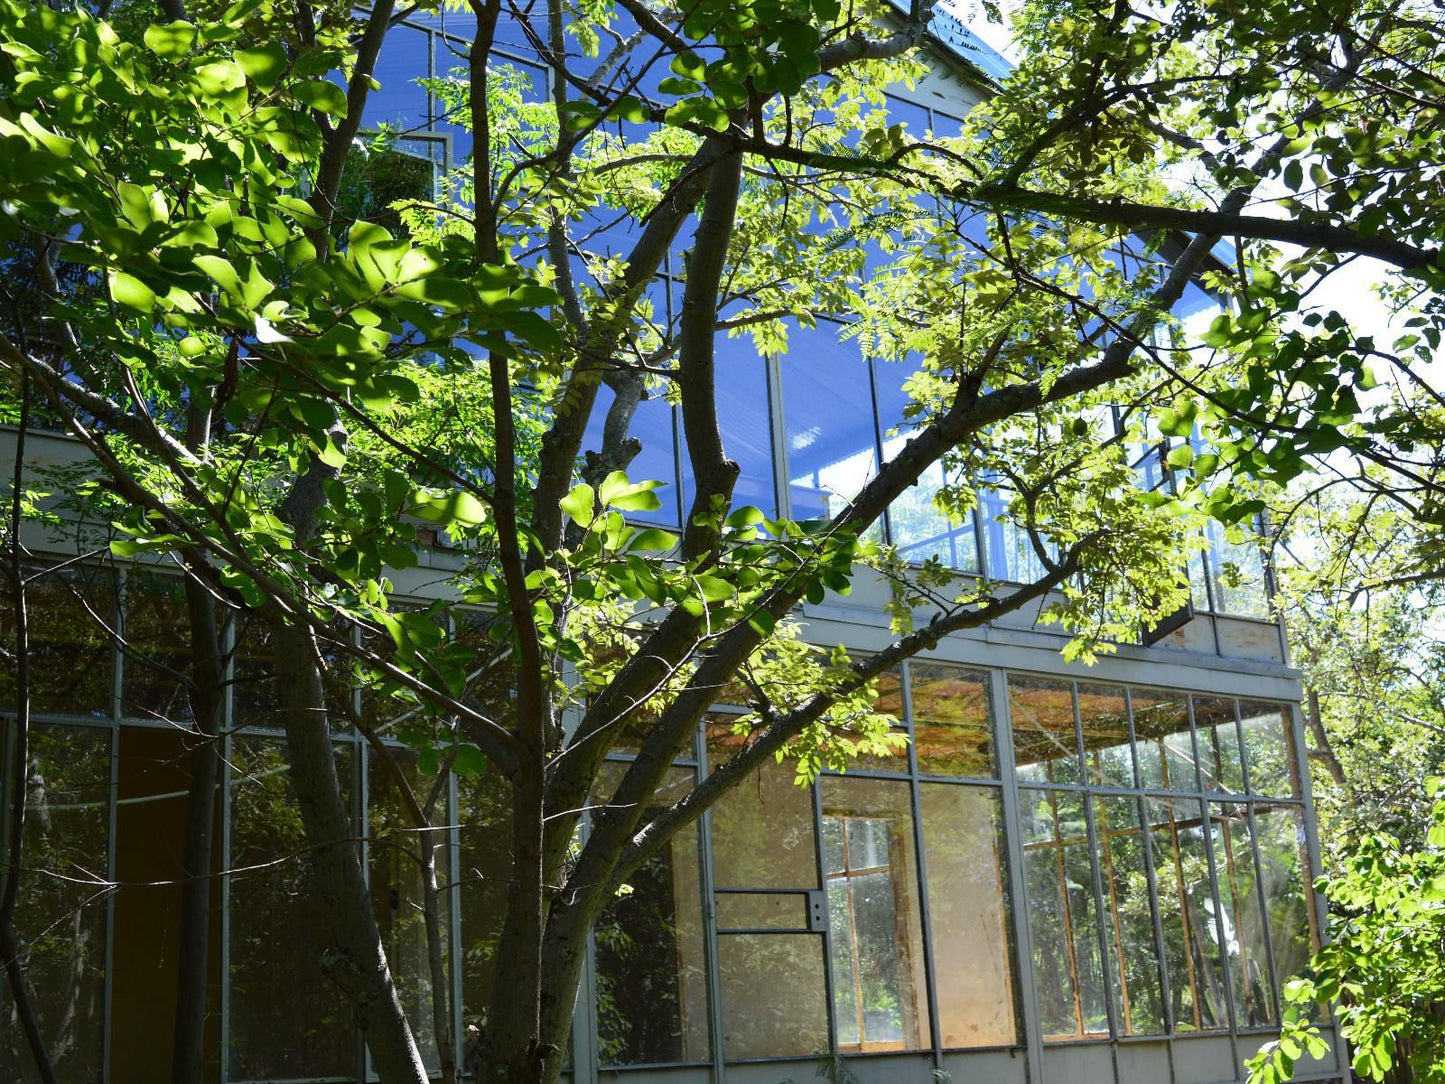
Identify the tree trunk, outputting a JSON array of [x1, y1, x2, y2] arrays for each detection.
[[273, 620, 429, 1084]]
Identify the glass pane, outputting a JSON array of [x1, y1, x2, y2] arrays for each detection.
[[781, 323, 880, 526], [873, 359, 979, 571], [1145, 797, 1227, 1032], [1020, 789, 1108, 1039], [1239, 702, 1296, 796], [1008, 676, 1079, 783], [594, 765, 709, 1065], [1209, 803, 1276, 1027], [1193, 697, 1243, 793], [1079, 684, 1133, 787], [231, 610, 279, 726], [582, 378, 680, 528], [457, 771, 511, 1038], [0, 724, 109, 1084], [682, 336, 775, 517], [368, 747, 443, 1072], [708, 737, 818, 890], [1131, 691, 1197, 792], [1205, 520, 1269, 617], [228, 738, 355, 1079], [1253, 806, 1316, 994], [122, 569, 194, 722], [910, 663, 995, 777], [981, 488, 1053, 584], [1094, 797, 1164, 1034], [920, 784, 1017, 1047], [716, 893, 807, 930], [111, 726, 220, 1081], [820, 777, 930, 1051], [0, 563, 115, 717], [718, 934, 828, 1059]]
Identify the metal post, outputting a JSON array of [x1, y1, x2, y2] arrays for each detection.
[[1198, 799, 1242, 1074], [991, 668, 1046, 1084], [219, 615, 235, 1082], [811, 772, 839, 1066]]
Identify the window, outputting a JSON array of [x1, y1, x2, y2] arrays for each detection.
[[593, 765, 709, 1066], [1007, 676, 1314, 1041], [819, 778, 929, 1051]]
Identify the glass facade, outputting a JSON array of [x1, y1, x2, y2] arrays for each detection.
[[0, 563, 1322, 1081]]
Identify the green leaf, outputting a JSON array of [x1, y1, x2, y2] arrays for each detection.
[[144, 21, 197, 59], [195, 60, 247, 97], [297, 79, 348, 116], [560, 483, 596, 528], [410, 490, 488, 529], [237, 42, 288, 89], [110, 270, 156, 314], [695, 575, 734, 602], [628, 528, 679, 552]]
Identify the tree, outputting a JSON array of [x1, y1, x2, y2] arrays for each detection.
[[1, 0, 1443, 1082]]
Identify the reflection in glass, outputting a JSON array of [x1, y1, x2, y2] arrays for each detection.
[[1239, 702, 1295, 796], [228, 739, 355, 1079], [718, 934, 829, 1059], [981, 487, 1053, 584], [122, 569, 194, 722], [1210, 803, 1276, 1027], [1094, 797, 1164, 1034], [920, 785, 1017, 1047], [0, 724, 110, 1084], [819, 777, 929, 1051], [1008, 676, 1079, 783], [1253, 806, 1316, 996], [910, 663, 994, 778], [782, 324, 879, 530], [1204, 520, 1269, 618], [684, 337, 775, 517], [457, 770, 511, 1039], [1132, 692, 1197, 791], [594, 765, 709, 1065], [708, 737, 818, 890], [1020, 788, 1108, 1039], [873, 359, 979, 571], [0, 564, 114, 717], [1194, 697, 1243, 793], [1079, 684, 1132, 787], [1146, 797, 1227, 1031], [369, 747, 443, 1071]]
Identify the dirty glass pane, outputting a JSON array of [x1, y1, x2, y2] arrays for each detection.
[[1009, 676, 1079, 783], [1239, 701, 1296, 797], [122, 569, 194, 723], [708, 735, 818, 890], [228, 738, 355, 1079], [718, 934, 828, 1059], [1079, 684, 1133, 788], [1209, 803, 1276, 1027], [0, 563, 115, 717], [0, 723, 110, 1084], [1145, 797, 1227, 1032], [1253, 806, 1317, 997], [1132, 691, 1197, 792], [910, 663, 995, 778], [594, 765, 710, 1066], [820, 777, 930, 1050], [1193, 697, 1243, 794], [1094, 796, 1164, 1035], [368, 747, 443, 1073], [1020, 788, 1108, 1039], [920, 784, 1017, 1047]]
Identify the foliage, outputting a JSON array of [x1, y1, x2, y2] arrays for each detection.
[[1248, 788, 1445, 1084]]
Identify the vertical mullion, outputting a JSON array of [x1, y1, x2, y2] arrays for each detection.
[[103, 566, 124, 1084], [765, 352, 791, 520], [447, 769, 464, 1077], [992, 669, 1045, 1084], [866, 358, 893, 547]]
